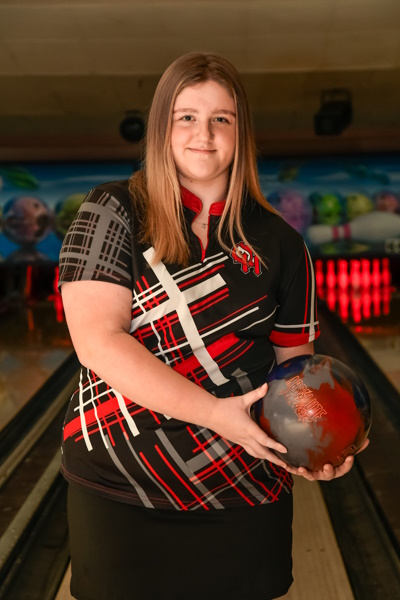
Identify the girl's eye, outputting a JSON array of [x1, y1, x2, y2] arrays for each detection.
[[214, 117, 229, 123], [182, 115, 194, 121]]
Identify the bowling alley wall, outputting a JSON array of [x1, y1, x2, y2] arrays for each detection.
[[0, 155, 399, 308]]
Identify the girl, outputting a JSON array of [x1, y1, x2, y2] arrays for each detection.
[[59, 52, 363, 600]]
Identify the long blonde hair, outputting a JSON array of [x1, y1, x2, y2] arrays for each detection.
[[129, 51, 276, 266]]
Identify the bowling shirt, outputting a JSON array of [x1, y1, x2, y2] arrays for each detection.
[[58, 179, 320, 510]]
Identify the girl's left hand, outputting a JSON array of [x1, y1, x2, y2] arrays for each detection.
[[284, 438, 370, 481]]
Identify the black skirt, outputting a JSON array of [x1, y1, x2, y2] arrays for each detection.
[[67, 485, 293, 600]]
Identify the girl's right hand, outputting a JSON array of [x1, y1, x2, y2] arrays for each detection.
[[207, 383, 288, 467]]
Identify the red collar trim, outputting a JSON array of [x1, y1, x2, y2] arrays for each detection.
[[180, 186, 225, 216]]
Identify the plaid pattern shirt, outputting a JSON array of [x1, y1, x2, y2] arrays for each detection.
[[58, 179, 320, 510]]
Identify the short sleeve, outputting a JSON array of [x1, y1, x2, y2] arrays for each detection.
[[58, 186, 133, 291], [269, 241, 320, 347]]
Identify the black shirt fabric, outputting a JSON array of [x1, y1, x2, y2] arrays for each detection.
[[58, 179, 320, 510]]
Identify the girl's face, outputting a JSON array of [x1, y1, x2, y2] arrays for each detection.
[[170, 80, 236, 191]]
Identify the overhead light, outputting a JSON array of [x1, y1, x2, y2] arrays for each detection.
[[314, 89, 353, 136], [119, 111, 145, 143]]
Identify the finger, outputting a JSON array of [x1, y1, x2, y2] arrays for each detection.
[[243, 443, 288, 468], [307, 464, 336, 480], [301, 455, 354, 481], [295, 466, 316, 481], [250, 423, 287, 454], [243, 383, 268, 409], [267, 454, 288, 469], [332, 455, 354, 477], [286, 464, 333, 481], [245, 391, 288, 455], [321, 464, 335, 479], [356, 438, 370, 454], [284, 465, 307, 477], [283, 465, 297, 475], [287, 454, 355, 480]]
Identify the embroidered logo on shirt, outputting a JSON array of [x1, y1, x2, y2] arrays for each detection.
[[231, 241, 262, 276]]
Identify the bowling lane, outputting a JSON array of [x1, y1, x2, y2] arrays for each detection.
[[347, 291, 400, 392], [315, 294, 400, 597], [0, 299, 73, 432]]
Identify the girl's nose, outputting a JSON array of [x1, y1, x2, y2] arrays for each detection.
[[196, 119, 214, 141]]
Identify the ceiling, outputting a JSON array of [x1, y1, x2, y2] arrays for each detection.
[[1, 0, 400, 161]]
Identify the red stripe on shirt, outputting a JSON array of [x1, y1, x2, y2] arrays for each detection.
[[302, 245, 310, 335], [139, 451, 188, 510], [269, 330, 318, 347], [154, 445, 210, 510]]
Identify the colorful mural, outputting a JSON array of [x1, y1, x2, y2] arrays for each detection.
[[258, 154, 400, 257], [0, 155, 399, 263], [0, 162, 136, 263]]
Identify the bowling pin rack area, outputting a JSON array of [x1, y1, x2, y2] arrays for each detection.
[[1, 307, 400, 599], [314, 257, 395, 324]]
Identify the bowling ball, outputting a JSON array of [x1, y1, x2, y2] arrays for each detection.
[[2, 195, 53, 246], [254, 354, 371, 471]]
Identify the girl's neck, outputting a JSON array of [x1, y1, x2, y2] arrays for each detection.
[[179, 175, 228, 212]]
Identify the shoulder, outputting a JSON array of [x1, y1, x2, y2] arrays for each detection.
[[96, 178, 130, 198], [84, 179, 132, 215], [244, 199, 304, 253]]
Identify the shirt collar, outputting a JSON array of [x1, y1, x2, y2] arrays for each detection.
[[180, 186, 226, 216]]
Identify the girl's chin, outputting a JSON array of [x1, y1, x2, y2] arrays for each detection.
[[178, 169, 228, 184]]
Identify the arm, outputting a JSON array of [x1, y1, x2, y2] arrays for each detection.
[[61, 279, 288, 464], [274, 343, 314, 365]]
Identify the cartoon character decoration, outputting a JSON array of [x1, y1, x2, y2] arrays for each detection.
[[2, 196, 53, 245], [374, 190, 400, 213], [55, 193, 86, 239], [0, 162, 137, 264], [267, 190, 312, 234], [1, 195, 53, 261], [309, 192, 343, 226], [346, 192, 374, 220]]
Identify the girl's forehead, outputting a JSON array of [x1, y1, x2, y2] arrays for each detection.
[[174, 80, 235, 107]]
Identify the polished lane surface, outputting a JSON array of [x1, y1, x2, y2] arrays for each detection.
[[0, 300, 73, 432], [348, 291, 400, 392]]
